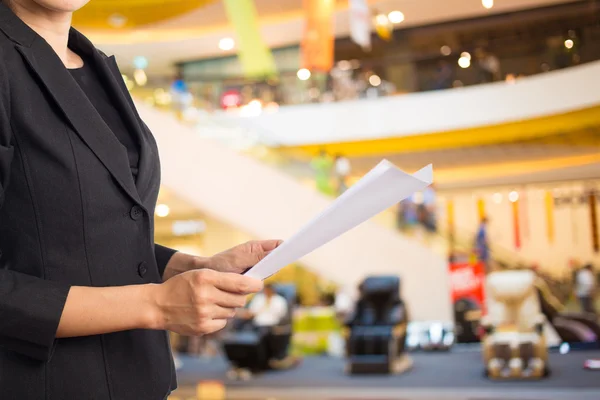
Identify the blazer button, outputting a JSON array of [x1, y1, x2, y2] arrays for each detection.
[[130, 205, 144, 220], [138, 262, 148, 278]]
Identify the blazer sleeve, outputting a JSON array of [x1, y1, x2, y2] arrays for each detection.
[[155, 244, 178, 278], [0, 55, 71, 362]]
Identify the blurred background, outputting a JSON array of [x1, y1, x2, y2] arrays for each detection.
[[73, 0, 599, 399]]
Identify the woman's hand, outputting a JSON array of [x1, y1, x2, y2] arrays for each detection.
[[162, 240, 282, 281], [149, 268, 263, 336], [206, 240, 282, 274]]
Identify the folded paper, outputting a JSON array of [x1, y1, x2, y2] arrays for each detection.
[[245, 160, 433, 280]]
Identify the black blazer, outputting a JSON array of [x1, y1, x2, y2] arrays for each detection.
[[0, 4, 177, 399]]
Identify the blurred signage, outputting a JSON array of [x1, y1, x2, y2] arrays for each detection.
[[449, 261, 486, 314], [220, 89, 242, 109], [302, 0, 335, 72], [554, 189, 600, 206], [349, 0, 371, 50], [223, 0, 277, 78], [172, 220, 206, 236]]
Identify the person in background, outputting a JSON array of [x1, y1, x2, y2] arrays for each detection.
[[477, 48, 501, 83], [432, 60, 454, 90], [575, 264, 597, 315], [170, 72, 192, 120], [239, 283, 289, 328], [334, 285, 356, 322], [334, 153, 351, 195], [475, 217, 491, 272], [311, 149, 334, 196]]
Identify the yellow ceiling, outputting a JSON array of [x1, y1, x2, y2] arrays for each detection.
[[72, 0, 217, 29], [277, 105, 600, 159]]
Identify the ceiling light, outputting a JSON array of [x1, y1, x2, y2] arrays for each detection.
[[388, 11, 405, 24], [375, 13, 389, 26], [458, 56, 471, 68], [155, 204, 170, 218], [240, 99, 263, 117], [564, 39, 574, 49], [108, 13, 127, 28], [482, 0, 494, 9], [440, 45, 452, 56], [509, 191, 519, 203], [297, 68, 311, 81], [133, 56, 148, 70], [219, 37, 235, 51], [172, 220, 206, 236], [460, 51, 471, 60], [337, 60, 352, 71], [133, 69, 147, 87], [369, 74, 382, 87]]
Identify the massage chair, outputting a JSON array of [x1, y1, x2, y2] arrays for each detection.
[[221, 284, 296, 377], [454, 297, 483, 343], [344, 276, 411, 374], [536, 276, 600, 346], [481, 270, 549, 379]]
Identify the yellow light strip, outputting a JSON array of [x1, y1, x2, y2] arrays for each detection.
[[279, 105, 600, 158]]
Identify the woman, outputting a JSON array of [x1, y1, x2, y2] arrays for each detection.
[[0, 1, 279, 399]]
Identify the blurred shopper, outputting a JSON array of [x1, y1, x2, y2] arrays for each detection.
[[475, 217, 491, 272], [477, 49, 501, 83], [170, 72, 193, 120], [420, 186, 437, 233], [334, 284, 355, 321], [239, 283, 288, 328], [311, 149, 334, 196], [334, 153, 351, 194], [576, 264, 597, 315], [0, 2, 280, 398], [433, 60, 454, 90]]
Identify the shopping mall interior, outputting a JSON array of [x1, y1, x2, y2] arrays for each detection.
[[59, 0, 600, 398]]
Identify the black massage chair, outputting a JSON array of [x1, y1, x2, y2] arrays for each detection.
[[221, 284, 296, 377], [344, 276, 411, 374]]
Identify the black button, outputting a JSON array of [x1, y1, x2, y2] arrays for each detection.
[[130, 205, 144, 220], [138, 262, 148, 278]]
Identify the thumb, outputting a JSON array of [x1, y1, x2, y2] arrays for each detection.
[[254, 248, 278, 264]]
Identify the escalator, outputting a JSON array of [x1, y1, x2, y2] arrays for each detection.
[[136, 101, 452, 323]]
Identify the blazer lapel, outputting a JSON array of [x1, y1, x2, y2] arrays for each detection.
[[96, 54, 156, 202], [69, 29, 156, 202], [15, 37, 142, 206]]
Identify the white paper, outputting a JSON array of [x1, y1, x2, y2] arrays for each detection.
[[244, 160, 433, 280]]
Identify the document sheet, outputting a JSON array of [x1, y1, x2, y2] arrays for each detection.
[[244, 160, 433, 280]]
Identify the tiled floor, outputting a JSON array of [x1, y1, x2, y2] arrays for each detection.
[[169, 388, 600, 400], [169, 349, 600, 400]]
